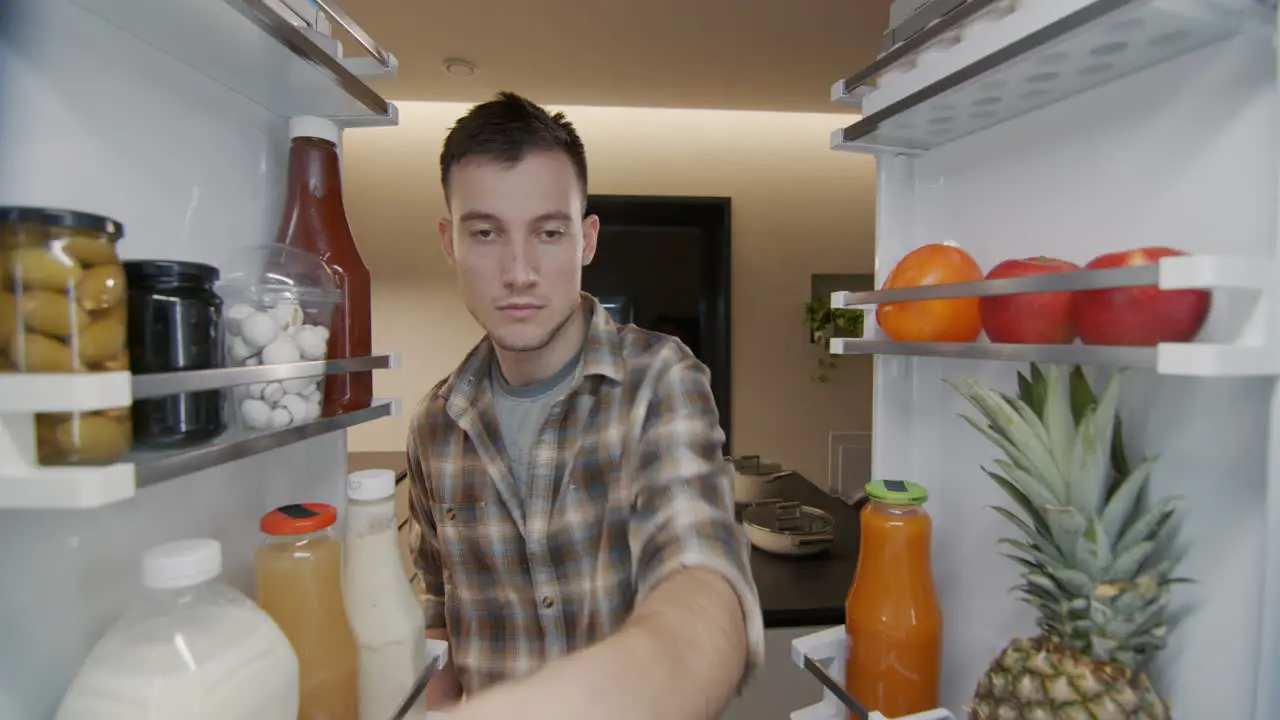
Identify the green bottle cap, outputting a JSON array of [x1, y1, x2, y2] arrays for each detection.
[[865, 479, 929, 505]]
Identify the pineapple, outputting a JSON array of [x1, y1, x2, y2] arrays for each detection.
[[946, 363, 1187, 720]]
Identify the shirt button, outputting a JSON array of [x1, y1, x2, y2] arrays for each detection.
[[541, 595, 555, 609]]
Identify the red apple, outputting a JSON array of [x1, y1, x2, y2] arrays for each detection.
[[979, 256, 1080, 344], [1071, 247, 1210, 346]]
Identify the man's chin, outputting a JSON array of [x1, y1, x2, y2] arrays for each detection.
[[489, 328, 552, 354]]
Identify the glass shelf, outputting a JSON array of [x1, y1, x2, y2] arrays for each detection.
[[69, 0, 398, 126], [830, 0, 1269, 154]]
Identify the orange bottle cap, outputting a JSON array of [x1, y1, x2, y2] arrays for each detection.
[[260, 503, 338, 535]]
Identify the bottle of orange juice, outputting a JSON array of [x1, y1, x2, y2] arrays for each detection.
[[845, 479, 943, 718]]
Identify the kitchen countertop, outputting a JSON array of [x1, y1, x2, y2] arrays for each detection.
[[746, 473, 860, 628], [349, 452, 859, 629]]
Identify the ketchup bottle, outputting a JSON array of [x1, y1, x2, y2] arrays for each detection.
[[275, 116, 372, 416]]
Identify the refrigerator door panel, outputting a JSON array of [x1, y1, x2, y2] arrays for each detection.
[[0, 0, 359, 715], [867, 33, 1275, 716]]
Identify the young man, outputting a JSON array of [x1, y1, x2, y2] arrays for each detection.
[[405, 92, 764, 720]]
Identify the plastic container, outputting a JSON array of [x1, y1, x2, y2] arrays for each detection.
[[217, 245, 340, 431], [0, 206, 132, 465], [343, 469, 429, 720], [256, 503, 359, 720], [56, 538, 299, 720], [276, 116, 373, 417], [125, 260, 227, 448], [845, 479, 943, 718]]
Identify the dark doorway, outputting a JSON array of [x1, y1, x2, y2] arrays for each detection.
[[583, 195, 732, 451]]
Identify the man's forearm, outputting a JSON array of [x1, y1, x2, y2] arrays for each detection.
[[452, 567, 748, 720], [426, 626, 464, 710]]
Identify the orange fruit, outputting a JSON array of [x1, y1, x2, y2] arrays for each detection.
[[876, 244, 983, 343]]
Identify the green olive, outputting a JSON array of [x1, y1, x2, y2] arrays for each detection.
[[61, 236, 119, 266], [0, 291, 14, 350], [52, 412, 131, 463], [11, 247, 83, 292], [78, 317, 126, 365], [21, 290, 89, 338], [76, 264, 126, 311], [10, 333, 78, 372]]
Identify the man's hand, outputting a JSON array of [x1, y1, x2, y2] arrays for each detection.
[[447, 566, 748, 720]]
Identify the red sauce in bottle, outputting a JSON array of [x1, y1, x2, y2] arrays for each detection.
[[275, 117, 372, 416]]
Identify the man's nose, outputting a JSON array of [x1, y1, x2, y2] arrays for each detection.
[[501, 239, 537, 288]]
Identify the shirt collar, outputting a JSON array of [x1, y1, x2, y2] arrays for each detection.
[[441, 292, 626, 415]]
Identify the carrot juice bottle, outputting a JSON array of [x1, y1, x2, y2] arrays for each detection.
[[845, 479, 943, 718]]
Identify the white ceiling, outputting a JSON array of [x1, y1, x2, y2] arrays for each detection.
[[342, 0, 889, 114]]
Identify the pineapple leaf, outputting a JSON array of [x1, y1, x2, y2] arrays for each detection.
[[1029, 363, 1049, 416], [992, 459, 1060, 511], [984, 472, 1054, 539], [1117, 497, 1181, 556], [1016, 370, 1035, 412], [1001, 553, 1045, 574], [1110, 415, 1133, 483], [1067, 365, 1097, 426], [1066, 373, 1121, 517], [960, 380, 1066, 491], [988, 505, 1065, 563], [960, 416, 1040, 477], [1015, 581, 1061, 605], [1075, 517, 1115, 582], [1043, 504, 1088, 560], [1041, 365, 1077, 483], [1107, 539, 1159, 581], [1100, 457, 1157, 542], [998, 538, 1071, 576]]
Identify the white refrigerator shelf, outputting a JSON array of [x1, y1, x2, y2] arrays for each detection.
[[0, 398, 399, 510], [790, 626, 955, 720], [827, 254, 1278, 377], [66, 0, 400, 127], [830, 0, 1272, 154], [0, 354, 397, 413]]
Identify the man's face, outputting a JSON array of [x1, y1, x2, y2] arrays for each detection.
[[440, 151, 599, 353]]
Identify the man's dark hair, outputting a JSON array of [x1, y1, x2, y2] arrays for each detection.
[[440, 91, 588, 205]]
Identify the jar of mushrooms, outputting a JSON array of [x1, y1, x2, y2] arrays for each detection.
[[0, 207, 132, 465]]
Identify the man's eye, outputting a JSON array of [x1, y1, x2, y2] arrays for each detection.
[[470, 229, 496, 241], [540, 229, 565, 241]]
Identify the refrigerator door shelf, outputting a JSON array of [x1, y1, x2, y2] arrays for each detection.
[[789, 625, 955, 720], [65, 0, 398, 127], [0, 398, 399, 509], [826, 254, 1277, 377], [0, 354, 397, 412], [831, 0, 1271, 154]]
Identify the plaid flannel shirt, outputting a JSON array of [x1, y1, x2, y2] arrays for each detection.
[[406, 294, 765, 694]]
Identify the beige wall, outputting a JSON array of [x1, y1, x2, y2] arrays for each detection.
[[343, 101, 875, 487]]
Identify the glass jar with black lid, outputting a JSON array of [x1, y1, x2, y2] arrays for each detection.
[[124, 260, 226, 448]]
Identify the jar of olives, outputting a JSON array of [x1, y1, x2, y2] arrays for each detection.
[[0, 207, 132, 465]]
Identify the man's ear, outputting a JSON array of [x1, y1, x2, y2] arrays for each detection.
[[439, 218, 456, 265], [581, 214, 600, 266]]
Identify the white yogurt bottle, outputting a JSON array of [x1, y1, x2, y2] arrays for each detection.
[[56, 538, 299, 720], [343, 469, 429, 719]]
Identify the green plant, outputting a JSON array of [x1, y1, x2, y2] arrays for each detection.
[[804, 298, 864, 383]]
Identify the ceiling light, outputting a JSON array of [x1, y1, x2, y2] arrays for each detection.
[[442, 59, 478, 78]]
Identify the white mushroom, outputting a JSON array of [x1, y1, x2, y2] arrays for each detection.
[[268, 302, 303, 330], [305, 397, 322, 421], [268, 407, 293, 429], [261, 382, 285, 404], [245, 382, 268, 400], [240, 398, 272, 430], [293, 326, 328, 361], [281, 377, 314, 395], [224, 304, 256, 336], [240, 311, 278, 350], [277, 393, 309, 424], [227, 336, 255, 364], [261, 336, 302, 365]]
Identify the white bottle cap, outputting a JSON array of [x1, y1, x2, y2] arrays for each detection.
[[347, 469, 397, 501], [142, 538, 223, 590], [289, 115, 341, 145]]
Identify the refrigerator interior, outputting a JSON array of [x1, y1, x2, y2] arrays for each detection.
[[864, 21, 1276, 720], [0, 0, 373, 716]]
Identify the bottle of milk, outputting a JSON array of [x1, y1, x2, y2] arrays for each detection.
[[343, 469, 429, 720], [56, 538, 299, 720]]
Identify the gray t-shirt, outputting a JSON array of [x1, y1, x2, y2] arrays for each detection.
[[491, 343, 583, 490]]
